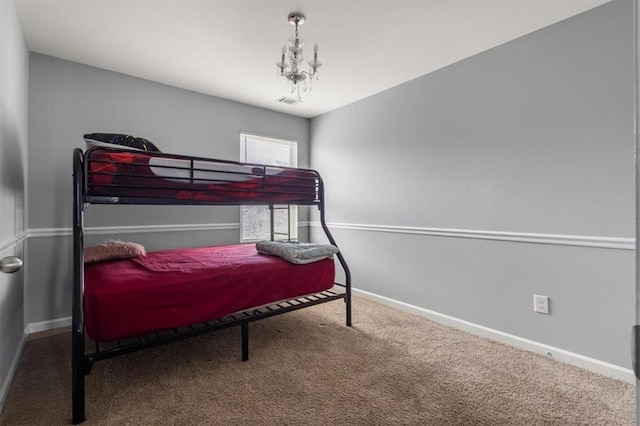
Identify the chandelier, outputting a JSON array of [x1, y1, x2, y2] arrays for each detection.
[[276, 12, 322, 100]]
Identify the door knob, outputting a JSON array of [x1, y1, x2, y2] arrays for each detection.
[[0, 256, 23, 274]]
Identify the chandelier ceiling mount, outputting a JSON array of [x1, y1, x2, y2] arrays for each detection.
[[288, 12, 305, 26]]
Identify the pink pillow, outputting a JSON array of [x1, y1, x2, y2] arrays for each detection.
[[84, 240, 146, 263]]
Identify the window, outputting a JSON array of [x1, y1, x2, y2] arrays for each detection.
[[240, 133, 298, 242]]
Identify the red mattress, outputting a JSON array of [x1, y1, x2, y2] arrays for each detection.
[[86, 149, 318, 204], [83, 244, 335, 342]]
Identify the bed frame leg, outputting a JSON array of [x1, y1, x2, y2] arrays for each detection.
[[72, 149, 87, 424], [241, 322, 249, 361], [72, 333, 86, 424]]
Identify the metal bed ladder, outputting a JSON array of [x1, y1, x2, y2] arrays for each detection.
[[269, 204, 292, 242]]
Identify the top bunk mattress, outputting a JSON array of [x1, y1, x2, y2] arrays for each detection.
[[83, 243, 335, 342], [84, 149, 319, 204]]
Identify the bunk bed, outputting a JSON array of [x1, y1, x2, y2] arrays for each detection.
[[72, 146, 352, 424]]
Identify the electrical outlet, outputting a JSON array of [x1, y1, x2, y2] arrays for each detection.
[[534, 295, 549, 314]]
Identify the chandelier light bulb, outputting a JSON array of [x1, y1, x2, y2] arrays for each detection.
[[277, 45, 289, 75]]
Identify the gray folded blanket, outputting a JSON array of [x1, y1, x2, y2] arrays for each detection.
[[256, 240, 339, 264]]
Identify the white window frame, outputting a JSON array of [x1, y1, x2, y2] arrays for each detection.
[[240, 132, 298, 243]]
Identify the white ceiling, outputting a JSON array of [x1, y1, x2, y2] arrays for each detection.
[[16, 0, 608, 118]]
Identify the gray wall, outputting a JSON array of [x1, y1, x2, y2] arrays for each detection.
[[310, 1, 634, 367], [27, 54, 310, 324], [20, 1, 636, 371], [0, 0, 28, 409]]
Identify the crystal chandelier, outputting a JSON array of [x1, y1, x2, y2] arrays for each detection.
[[276, 12, 322, 100]]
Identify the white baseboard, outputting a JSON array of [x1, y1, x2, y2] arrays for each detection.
[[21, 294, 635, 384], [25, 317, 71, 334], [0, 333, 26, 413], [353, 288, 635, 384]]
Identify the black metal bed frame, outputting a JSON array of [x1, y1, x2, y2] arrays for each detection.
[[72, 147, 352, 424]]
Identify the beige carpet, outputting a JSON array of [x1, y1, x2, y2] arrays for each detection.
[[0, 296, 634, 425]]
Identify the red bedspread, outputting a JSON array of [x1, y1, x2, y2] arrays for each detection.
[[83, 244, 335, 342], [86, 150, 318, 204]]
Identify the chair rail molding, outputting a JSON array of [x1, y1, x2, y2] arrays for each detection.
[[0, 231, 28, 255], [25, 222, 633, 250], [308, 222, 634, 250], [28, 223, 241, 238]]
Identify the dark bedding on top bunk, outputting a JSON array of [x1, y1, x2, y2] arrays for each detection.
[[85, 149, 318, 203], [83, 244, 335, 342]]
